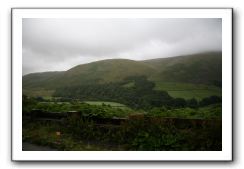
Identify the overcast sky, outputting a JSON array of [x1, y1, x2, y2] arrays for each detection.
[[23, 18, 222, 75]]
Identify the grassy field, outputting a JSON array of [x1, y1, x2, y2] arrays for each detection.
[[84, 101, 130, 109], [154, 82, 221, 100]]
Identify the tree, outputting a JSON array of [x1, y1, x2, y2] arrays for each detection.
[[199, 96, 221, 106], [187, 98, 198, 108], [172, 98, 187, 108]]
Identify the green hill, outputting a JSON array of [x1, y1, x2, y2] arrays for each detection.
[[23, 52, 222, 100], [142, 52, 222, 85], [61, 59, 155, 85], [23, 71, 64, 89], [23, 59, 155, 89]]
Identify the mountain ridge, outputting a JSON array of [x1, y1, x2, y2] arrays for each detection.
[[23, 51, 222, 99]]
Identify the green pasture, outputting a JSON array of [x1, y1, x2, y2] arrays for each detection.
[[154, 82, 221, 100], [84, 101, 130, 109]]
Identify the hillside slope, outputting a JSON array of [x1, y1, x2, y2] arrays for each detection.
[[61, 59, 156, 85], [142, 52, 222, 85], [23, 59, 156, 89], [23, 71, 64, 89], [23, 52, 222, 99]]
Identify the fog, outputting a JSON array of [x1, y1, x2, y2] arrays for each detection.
[[23, 18, 222, 75]]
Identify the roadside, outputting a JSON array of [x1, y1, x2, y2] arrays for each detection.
[[22, 142, 57, 151]]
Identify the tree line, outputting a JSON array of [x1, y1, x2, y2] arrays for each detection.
[[52, 76, 221, 110]]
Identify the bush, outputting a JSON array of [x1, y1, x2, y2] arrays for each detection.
[[199, 96, 221, 107]]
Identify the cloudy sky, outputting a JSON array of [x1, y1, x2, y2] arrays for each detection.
[[23, 18, 222, 75]]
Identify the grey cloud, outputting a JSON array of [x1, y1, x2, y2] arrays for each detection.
[[23, 18, 222, 75]]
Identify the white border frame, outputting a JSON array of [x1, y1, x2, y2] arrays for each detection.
[[12, 8, 232, 161]]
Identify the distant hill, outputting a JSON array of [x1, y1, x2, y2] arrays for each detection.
[[142, 52, 222, 85], [23, 59, 155, 89], [62, 59, 155, 84], [23, 52, 222, 99], [23, 71, 64, 89]]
